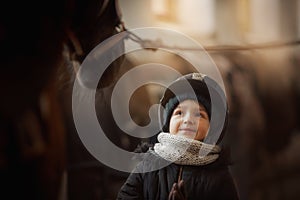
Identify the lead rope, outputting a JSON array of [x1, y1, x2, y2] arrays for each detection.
[[177, 166, 183, 183]]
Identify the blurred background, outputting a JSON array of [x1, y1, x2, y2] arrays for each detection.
[[1, 0, 300, 200], [119, 1, 300, 199]]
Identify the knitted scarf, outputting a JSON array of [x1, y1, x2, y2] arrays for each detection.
[[153, 132, 221, 166]]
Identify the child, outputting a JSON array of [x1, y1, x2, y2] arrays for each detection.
[[117, 73, 239, 200]]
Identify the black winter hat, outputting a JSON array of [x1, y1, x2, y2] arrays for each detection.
[[159, 73, 228, 144]]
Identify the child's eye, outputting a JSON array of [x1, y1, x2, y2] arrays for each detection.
[[173, 110, 182, 115], [195, 112, 202, 117], [198, 111, 209, 119]]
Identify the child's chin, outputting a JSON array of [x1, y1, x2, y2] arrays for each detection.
[[179, 132, 196, 140]]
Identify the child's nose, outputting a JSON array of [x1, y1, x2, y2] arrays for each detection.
[[183, 113, 194, 124]]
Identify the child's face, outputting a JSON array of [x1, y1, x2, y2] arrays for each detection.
[[169, 99, 210, 141]]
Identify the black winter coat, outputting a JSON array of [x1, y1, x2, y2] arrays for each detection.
[[117, 149, 239, 200]]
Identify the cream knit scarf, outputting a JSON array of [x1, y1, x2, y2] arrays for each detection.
[[153, 132, 221, 166]]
